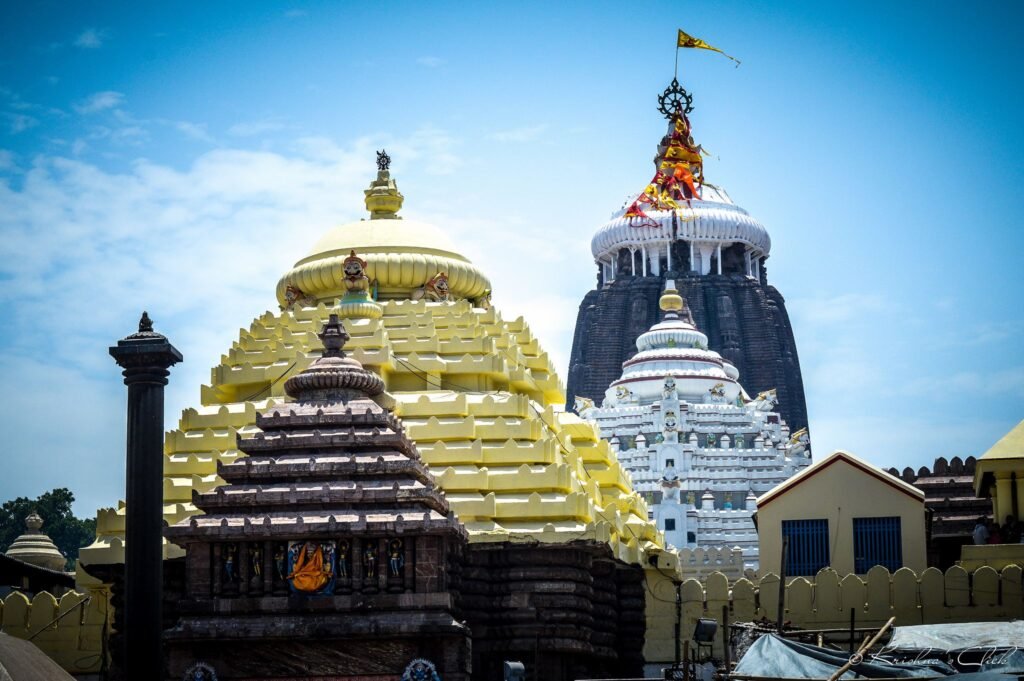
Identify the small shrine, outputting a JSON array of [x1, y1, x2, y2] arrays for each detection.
[[578, 282, 811, 570], [164, 314, 470, 680], [4, 512, 67, 573]]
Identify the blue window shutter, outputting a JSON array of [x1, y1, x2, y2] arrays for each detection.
[[853, 516, 902, 573], [782, 519, 829, 576]]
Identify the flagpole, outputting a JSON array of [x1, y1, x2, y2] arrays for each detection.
[[674, 44, 679, 78]]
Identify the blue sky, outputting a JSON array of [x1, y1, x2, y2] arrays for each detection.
[[1, 1, 1022, 516]]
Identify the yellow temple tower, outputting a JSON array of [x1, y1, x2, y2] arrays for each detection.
[[77, 154, 678, 679]]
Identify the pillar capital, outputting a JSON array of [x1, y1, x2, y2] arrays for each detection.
[[109, 311, 183, 382]]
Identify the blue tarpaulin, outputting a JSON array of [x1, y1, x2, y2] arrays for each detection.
[[732, 630, 1024, 679]]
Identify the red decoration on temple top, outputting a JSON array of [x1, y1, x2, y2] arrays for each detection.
[[626, 107, 706, 228]]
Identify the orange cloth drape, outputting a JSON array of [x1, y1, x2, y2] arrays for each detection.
[[288, 543, 331, 592]]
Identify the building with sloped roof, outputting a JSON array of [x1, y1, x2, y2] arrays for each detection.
[[756, 450, 927, 576]]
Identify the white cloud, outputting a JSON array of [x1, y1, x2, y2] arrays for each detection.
[[74, 28, 107, 49], [0, 129, 481, 514], [74, 91, 125, 114], [0, 149, 14, 170], [3, 113, 38, 134], [487, 124, 548, 143], [173, 121, 215, 143], [416, 56, 445, 68], [788, 293, 888, 325]]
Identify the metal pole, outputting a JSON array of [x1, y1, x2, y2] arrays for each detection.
[[776, 536, 788, 633], [674, 581, 682, 666], [110, 312, 182, 681], [722, 604, 730, 673], [849, 607, 856, 654]]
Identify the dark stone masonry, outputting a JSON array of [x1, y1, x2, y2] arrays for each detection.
[[159, 314, 648, 681], [567, 271, 809, 434], [163, 314, 471, 680]]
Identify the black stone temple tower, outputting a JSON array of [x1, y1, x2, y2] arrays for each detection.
[[567, 79, 808, 433]]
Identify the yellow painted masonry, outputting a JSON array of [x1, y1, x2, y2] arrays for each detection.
[[79, 299, 662, 570], [642, 564, 1024, 664], [0, 587, 112, 674], [974, 419, 1024, 522]]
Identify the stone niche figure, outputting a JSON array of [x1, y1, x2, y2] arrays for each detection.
[[336, 540, 350, 580], [388, 539, 405, 577], [630, 296, 648, 331], [661, 471, 681, 503], [662, 376, 678, 400], [273, 544, 286, 579], [363, 543, 378, 580], [223, 544, 238, 584], [342, 250, 371, 299]]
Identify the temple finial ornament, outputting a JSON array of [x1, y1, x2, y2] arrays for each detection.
[[365, 153, 404, 219], [659, 281, 684, 314], [318, 313, 350, 358], [25, 510, 44, 533], [657, 77, 694, 118], [623, 80, 704, 226]]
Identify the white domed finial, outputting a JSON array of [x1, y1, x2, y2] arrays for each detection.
[[25, 511, 44, 533]]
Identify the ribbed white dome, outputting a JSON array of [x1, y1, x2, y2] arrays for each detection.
[[591, 185, 771, 261], [636, 319, 708, 352], [607, 298, 741, 406]]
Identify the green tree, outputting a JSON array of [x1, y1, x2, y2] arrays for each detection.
[[0, 488, 96, 571]]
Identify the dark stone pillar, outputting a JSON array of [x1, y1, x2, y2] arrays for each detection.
[[109, 311, 182, 681]]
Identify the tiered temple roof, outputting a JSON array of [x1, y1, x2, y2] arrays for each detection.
[[163, 314, 471, 679], [81, 163, 661, 575], [581, 283, 810, 570]]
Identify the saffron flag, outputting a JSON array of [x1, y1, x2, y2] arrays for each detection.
[[677, 29, 740, 66]]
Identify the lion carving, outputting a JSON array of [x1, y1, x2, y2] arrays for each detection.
[[573, 396, 595, 416], [412, 272, 450, 302], [283, 284, 317, 310], [749, 388, 778, 412]]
